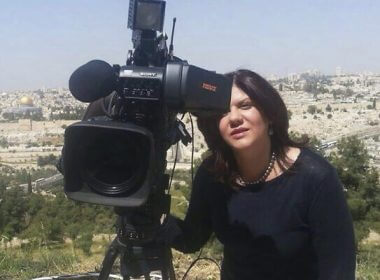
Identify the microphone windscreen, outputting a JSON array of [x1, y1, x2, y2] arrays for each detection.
[[69, 60, 117, 103]]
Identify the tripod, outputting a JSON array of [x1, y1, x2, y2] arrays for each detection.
[[98, 195, 176, 280]]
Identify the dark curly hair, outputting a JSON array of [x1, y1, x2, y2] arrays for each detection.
[[197, 69, 306, 185]]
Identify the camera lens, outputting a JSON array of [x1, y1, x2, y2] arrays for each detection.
[[81, 129, 148, 196]]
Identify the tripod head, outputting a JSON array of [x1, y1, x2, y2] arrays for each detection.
[[98, 175, 175, 280]]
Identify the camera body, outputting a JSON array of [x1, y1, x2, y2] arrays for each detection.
[[62, 0, 232, 207]]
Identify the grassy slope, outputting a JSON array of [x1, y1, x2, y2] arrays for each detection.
[[1, 242, 380, 279]]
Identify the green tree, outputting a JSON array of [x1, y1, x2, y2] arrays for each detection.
[[0, 137, 9, 148], [31, 111, 44, 121], [289, 132, 324, 156], [329, 137, 369, 189], [0, 168, 119, 249], [307, 105, 317, 114], [287, 109, 293, 120], [37, 154, 58, 167], [0, 186, 29, 238], [346, 88, 355, 96], [0, 179, 6, 197], [0, 180, 7, 232], [328, 136, 380, 245]]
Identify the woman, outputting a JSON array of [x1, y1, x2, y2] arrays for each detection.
[[161, 70, 356, 279]]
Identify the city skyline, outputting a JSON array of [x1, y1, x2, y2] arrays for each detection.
[[1, 0, 379, 91]]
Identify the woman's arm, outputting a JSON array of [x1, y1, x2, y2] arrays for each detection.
[[308, 168, 356, 280], [165, 165, 214, 253]]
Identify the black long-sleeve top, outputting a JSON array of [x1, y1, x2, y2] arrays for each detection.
[[171, 148, 356, 279]]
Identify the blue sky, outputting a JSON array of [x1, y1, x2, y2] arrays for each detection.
[[0, 0, 379, 90]]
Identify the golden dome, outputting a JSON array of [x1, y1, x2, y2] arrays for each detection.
[[20, 96, 34, 106]]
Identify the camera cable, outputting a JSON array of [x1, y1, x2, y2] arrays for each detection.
[[181, 255, 221, 280]]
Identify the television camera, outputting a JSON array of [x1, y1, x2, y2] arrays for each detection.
[[60, 0, 232, 279]]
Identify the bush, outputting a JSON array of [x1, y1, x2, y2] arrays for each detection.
[[76, 231, 93, 255], [357, 245, 380, 279], [0, 137, 9, 148], [348, 198, 368, 220], [307, 105, 317, 114], [328, 136, 380, 245], [287, 109, 293, 120], [0, 249, 77, 280], [37, 154, 57, 167]]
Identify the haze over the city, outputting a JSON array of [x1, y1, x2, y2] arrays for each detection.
[[0, 0, 379, 91]]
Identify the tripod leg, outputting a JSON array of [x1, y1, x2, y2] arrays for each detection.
[[98, 239, 120, 280], [120, 251, 131, 280], [161, 248, 176, 280], [167, 249, 176, 280]]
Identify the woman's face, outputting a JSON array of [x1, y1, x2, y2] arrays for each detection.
[[218, 85, 270, 152]]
